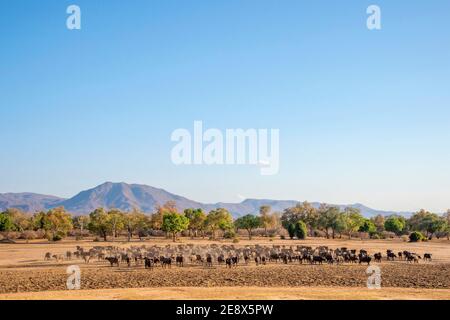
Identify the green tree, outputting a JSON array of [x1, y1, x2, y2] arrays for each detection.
[[281, 202, 318, 236], [359, 219, 377, 235], [408, 209, 430, 232], [420, 213, 446, 239], [184, 208, 207, 238], [343, 207, 365, 238], [205, 208, 234, 239], [317, 206, 342, 239], [333, 212, 348, 238], [259, 205, 272, 236], [235, 214, 261, 240], [161, 212, 190, 242], [124, 209, 149, 241], [151, 201, 178, 231], [295, 220, 307, 239], [384, 216, 405, 235], [407, 210, 445, 239], [0, 212, 15, 232], [444, 210, 450, 240], [31, 211, 46, 230], [370, 214, 385, 233], [409, 231, 424, 242], [287, 223, 296, 239], [107, 209, 125, 238], [88, 208, 111, 241], [42, 207, 73, 240], [4, 209, 31, 231], [72, 215, 90, 238]]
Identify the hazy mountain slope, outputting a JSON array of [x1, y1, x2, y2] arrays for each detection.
[[0, 193, 65, 212], [55, 182, 205, 215], [0, 182, 413, 218]]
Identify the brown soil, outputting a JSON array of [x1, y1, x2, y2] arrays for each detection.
[[0, 238, 449, 299]]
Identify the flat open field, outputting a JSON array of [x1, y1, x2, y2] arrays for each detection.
[[0, 238, 449, 300]]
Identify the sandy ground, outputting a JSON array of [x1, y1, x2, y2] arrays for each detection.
[[0, 237, 449, 300], [1, 286, 449, 300]]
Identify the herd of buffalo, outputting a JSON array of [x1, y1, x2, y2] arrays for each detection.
[[44, 244, 433, 269]]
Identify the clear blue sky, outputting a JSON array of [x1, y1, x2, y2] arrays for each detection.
[[1, 0, 449, 212]]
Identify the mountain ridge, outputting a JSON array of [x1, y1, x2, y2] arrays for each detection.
[[0, 182, 413, 218]]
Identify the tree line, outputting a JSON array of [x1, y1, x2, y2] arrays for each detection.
[[1, 201, 449, 242], [279, 202, 450, 241]]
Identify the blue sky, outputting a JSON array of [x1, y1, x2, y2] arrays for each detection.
[[1, 0, 449, 212]]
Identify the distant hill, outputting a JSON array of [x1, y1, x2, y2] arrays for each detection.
[[0, 182, 413, 218], [0, 193, 64, 213], [56, 182, 204, 214]]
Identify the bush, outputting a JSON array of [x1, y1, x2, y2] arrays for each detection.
[[20, 230, 38, 240], [4, 231, 20, 240], [409, 231, 425, 242], [381, 231, 396, 239], [313, 230, 326, 238], [52, 234, 63, 241], [35, 229, 46, 239], [287, 224, 296, 239], [232, 238, 239, 243], [358, 232, 370, 240], [280, 235, 286, 240], [223, 230, 236, 239], [295, 221, 307, 240], [371, 233, 381, 240]]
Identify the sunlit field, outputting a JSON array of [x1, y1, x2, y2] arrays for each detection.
[[1, 237, 449, 300]]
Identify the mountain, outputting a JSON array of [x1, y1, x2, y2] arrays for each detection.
[[0, 193, 64, 212], [56, 182, 204, 214], [0, 182, 413, 218]]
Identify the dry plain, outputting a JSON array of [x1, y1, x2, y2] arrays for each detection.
[[0, 237, 449, 300]]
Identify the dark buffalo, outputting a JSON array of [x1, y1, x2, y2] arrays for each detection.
[[144, 257, 154, 269], [105, 257, 120, 267], [358, 254, 372, 265]]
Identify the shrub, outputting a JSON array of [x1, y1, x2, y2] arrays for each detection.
[[20, 230, 38, 240], [35, 229, 46, 239], [409, 231, 425, 242], [267, 229, 278, 237], [313, 230, 326, 238], [5, 231, 20, 240], [287, 224, 296, 239], [223, 230, 236, 239], [371, 233, 381, 240], [381, 231, 396, 239], [294, 221, 307, 240], [280, 235, 286, 240], [232, 238, 239, 243], [52, 234, 63, 241], [358, 232, 370, 240]]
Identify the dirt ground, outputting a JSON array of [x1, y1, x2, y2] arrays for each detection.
[[1, 287, 449, 300], [0, 237, 449, 300]]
